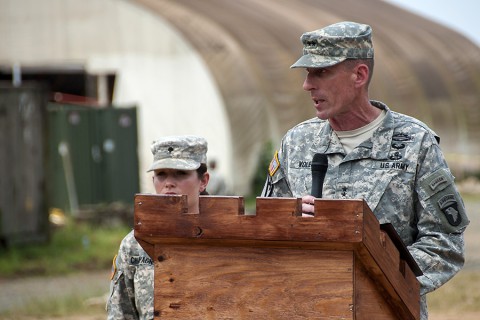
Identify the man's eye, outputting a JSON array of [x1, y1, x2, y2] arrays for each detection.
[[314, 69, 326, 75]]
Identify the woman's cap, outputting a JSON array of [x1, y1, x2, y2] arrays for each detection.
[[147, 135, 208, 172]]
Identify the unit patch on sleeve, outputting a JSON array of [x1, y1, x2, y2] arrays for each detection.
[[437, 194, 461, 226]]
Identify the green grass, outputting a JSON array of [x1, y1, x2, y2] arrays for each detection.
[[0, 219, 130, 278], [429, 270, 480, 313], [0, 218, 128, 318]]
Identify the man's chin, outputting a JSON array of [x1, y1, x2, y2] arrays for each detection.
[[315, 111, 329, 120]]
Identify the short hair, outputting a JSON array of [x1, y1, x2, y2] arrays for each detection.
[[343, 58, 374, 87]]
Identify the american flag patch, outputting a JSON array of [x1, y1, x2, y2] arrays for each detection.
[[268, 151, 280, 176]]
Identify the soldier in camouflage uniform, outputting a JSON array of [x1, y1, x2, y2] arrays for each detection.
[[262, 21, 469, 319], [107, 135, 210, 319]]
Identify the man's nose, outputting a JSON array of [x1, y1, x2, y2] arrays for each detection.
[[303, 75, 314, 91]]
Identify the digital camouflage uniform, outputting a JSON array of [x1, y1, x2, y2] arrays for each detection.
[[263, 21, 470, 319], [262, 102, 469, 319], [107, 230, 154, 320], [107, 135, 208, 319]]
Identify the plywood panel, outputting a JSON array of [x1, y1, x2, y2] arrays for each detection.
[[154, 244, 354, 319]]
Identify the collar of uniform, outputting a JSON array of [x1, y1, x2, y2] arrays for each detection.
[[370, 101, 394, 160], [310, 101, 392, 158], [310, 122, 344, 155]]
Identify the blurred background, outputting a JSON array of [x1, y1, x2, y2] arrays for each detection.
[[0, 0, 479, 319]]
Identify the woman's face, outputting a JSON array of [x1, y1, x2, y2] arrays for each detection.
[[152, 168, 209, 213]]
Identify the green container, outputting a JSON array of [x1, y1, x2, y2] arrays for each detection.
[[0, 83, 49, 245], [47, 104, 139, 215]]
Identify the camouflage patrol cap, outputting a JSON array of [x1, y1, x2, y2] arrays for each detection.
[[147, 135, 208, 172], [291, 21, 374, 68]]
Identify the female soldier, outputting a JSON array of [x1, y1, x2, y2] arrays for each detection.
[[107, 135, 209, 319]]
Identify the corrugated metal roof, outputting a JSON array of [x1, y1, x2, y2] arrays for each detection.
[[134, 0, 480, 184]]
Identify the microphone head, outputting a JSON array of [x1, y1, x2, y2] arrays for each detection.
[[311, 153, 328, 171]]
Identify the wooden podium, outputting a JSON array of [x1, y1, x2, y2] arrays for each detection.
[[134, 195, 420, 319]]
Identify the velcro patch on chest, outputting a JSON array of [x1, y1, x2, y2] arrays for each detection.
[[129, 255, 154, 266], [378, 161, 410, 171]]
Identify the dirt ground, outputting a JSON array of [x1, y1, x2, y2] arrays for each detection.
[[0, 269, 110, 318]]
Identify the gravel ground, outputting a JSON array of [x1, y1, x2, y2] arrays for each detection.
[[0, 269, 110, 317]]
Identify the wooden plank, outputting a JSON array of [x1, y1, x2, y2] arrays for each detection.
[[380, 230, 401, 272], [358, 203, 420, 319], [380, 223, 422, 276], [200, 195, 245, 215], [153, 244, 354, 319], [135, 195, 364, 243], [354, 257, 400, 319], [134, 194, 188, 235]]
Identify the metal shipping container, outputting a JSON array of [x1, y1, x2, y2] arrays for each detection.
[[0, 83, 49, 246], [47, 104, 140, 216]]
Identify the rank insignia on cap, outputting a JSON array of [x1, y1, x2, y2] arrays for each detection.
[[268, 151, 280, 177], [438, 194, 461, 226]]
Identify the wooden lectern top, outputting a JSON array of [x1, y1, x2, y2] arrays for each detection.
[[134, 194, 420, 319]]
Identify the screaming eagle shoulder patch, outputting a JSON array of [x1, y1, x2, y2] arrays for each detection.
[[268, 151, 280, 177], [438, 194, 462, 226]]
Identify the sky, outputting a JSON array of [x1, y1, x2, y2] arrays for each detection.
[[384, 0, 480, 46]]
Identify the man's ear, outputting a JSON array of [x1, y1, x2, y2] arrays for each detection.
[[354, 64, 369, 87]]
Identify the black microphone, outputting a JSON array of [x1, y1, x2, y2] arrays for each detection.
[[311, 153, 328, 198]]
